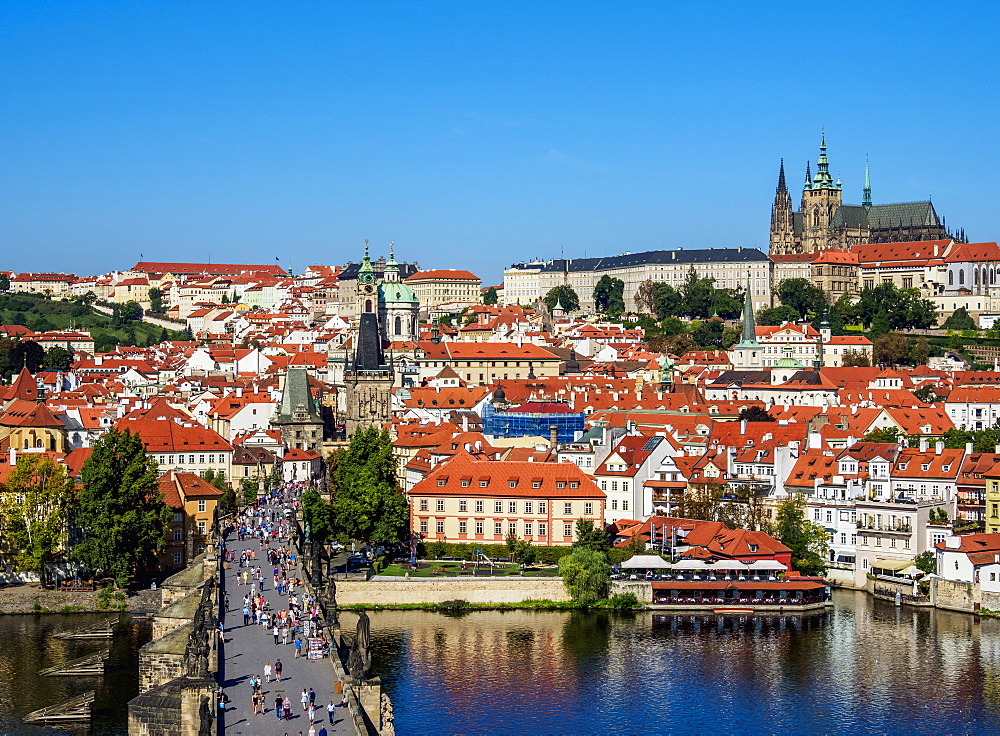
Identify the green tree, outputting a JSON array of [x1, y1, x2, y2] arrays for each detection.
[[679, 268, 715, 319], [862, 426, 902, 443], [482, 286, 498, 305], [755, 305, 800, 326], [636, 279, 659, 314], [942, 307, 976, 331], [558, 547, 611, 603], [660, 316, 686, 336], [544, 285, 580, 312], [121, 301, 144, 324], [331, 426, 409, 545], [158, 327, 169, 344], [913, 384, 944, 403], [148, 288, 164, 314], [0, 273, 9, 291], [573, 518, 610, 555], [829, 292, 856, 334], [869, 310, 891, 338], [73, 427, 172, 586], [690, 319, 726, 348], [593, 275, 625, 314], [873, 333, 909, 365], [777, 278, 826, 320], [653, 283, 683, 319], [43, 346, 74, 371], [302, 489, 336, 544], [909, 338, 932, 367], [914, 551, 937, 575], [841, 349, 871, 367], [774, 496, 829, 576], [0, 454, 76, 583], [240, 478, 259, 507], [738, 405, 775, 422]]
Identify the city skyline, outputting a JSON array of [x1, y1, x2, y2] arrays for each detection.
[[2, 2, 998, 283]]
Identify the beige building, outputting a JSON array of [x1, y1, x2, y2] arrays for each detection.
[[419, 342, 562, 386], [504, 248, 773, 314], [405, 270, 481, 313], [9, 273, 76, 297]]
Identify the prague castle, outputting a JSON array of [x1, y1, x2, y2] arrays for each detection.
[[769, 135, 964, 255]]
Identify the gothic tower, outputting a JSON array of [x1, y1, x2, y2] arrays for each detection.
[[343, 243, 394, 438], [800, 133, 842, 252], [769, 159, 797, 255]]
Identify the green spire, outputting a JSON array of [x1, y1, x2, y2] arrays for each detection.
[[863, 155, 872, 210], [737, 276, 761, 348], [812, 131, 835, 189], [359, 239, 375, 283]]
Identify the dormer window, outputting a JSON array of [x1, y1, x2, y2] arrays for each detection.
[[437, 479, 446, 487], [509, 480, 517, 488], [749, 545, 758, 552], [921, 464, 930, 472]]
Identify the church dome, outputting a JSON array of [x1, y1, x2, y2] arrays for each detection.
[[492, 385, 506, 402], [378, 282, 419, 305], [774, 355, 804, 369]]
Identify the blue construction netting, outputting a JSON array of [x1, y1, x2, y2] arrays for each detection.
[[482, 403, 585, 443]]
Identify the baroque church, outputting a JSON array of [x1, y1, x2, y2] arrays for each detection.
[[769, 135, 965, 255], [336, 243, 419, 438]]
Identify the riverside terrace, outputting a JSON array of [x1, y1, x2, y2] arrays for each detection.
[[614, 556, 831, 611]]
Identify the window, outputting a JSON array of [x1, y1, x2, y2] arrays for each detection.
[[173, 528, 182, 541], [840, 533, 847, 545], [420, 520, 428, 533], [564, 503, 572, 515], [419, 499, 428, 512], [197, 499, 206, 513], [532, 481, 541, 489], [524, 523, 533, 536], [509, 523, 517, 535], [476, 522, 483, 535], [174, 553, 183, 565], [476, 500, 484, 513], [495, 500, 503, 513], [459, 521, 467, 534], [601, 480, 607, 491], [563, 523, 573, 537], [178, 455, 185, 464], [173, 512, 183, 522], [826, 511, 832, 523], [814, 509, 821, 521], [208, 454, 215, 464], [623, 500, 628, 511], [459, 500, 467, 512], [436, 499, 445, 512], [461, 479, 470, 487], [585, 502, 593, 515], [611, 499, 618, 510], [525, 501, 533, 514], [570, 481, 579, 489], [198, 521, 206, 534], [495, 522, 503, 536], [437, 479, 446, 487], [509, 501, 517, 514], [539, 502, 547, 514], [539, 523, 547, 536], [556, 481, 566, 489], [509, 480, 517, 488], [436, 521, 444, 534], [480, 480, 488, 487]]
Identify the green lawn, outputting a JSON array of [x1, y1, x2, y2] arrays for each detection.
[[379, 561, 561, 578]]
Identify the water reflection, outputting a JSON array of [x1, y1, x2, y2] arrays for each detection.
[[0, 613, 149, 736], [344, 591, 1000, 735]]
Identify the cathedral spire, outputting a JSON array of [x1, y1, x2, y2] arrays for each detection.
[[804, 161, 812, 190], [776, 159, 787, 194], [863, 155, 872, 210]]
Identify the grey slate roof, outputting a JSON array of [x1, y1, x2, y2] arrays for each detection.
[[275, 367, 320, 422], [829, 201, 940, 230], [510, 248, 770, 273]]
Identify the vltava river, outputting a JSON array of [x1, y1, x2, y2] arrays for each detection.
[[344, 590, 1000, 734]]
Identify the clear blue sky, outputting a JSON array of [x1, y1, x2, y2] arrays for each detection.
[[2, 2, 997, 285]]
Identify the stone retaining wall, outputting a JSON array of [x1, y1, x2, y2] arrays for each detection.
[[341, 577, 569, 605], [932, 578, 981, 613]]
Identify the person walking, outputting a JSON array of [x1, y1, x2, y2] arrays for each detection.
[[294, 637, 302, 658], [243, 604, 250, 626], [275, 695, 284, 722], [308, 688, 316, 708], [283, 625, 290, 645], [301, 688, 309, 712], [283, 696, 292, 721], [308, 703, 315, 725], [264, 661, 272, 683], [274, 658, 283, 681], [327, 701, 336, 722], [273, 623, 280, 645]]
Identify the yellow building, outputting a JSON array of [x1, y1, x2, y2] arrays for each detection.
[[985, 466, 1000, 535], [156, 471, 224, 569]]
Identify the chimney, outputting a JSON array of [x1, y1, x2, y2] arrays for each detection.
[[462, 415, 469, 432], [808, 431, 822, 450], [945, 536, 961, 549], [236, 387, 242, 398], [740, 419, 747, 434], [936, 441, 944, 455], [919, 438, 929, 453], [550, 425, 559, 447], [9, 448, 15, 466], [965, 442, 973, 455], [528, 456, 534, 462]]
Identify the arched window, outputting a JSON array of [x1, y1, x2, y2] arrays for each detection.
[[365, 299, 373, 312], [975, 269, 980, 286], [23, 439, 29, 449], [960, 271, 965, 285], [35, 438, 43, 448], [394, 316, 402, 335], [949, 271, 954, 285]]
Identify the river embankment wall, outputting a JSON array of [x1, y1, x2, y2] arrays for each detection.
[[344, 577, 570, 605]]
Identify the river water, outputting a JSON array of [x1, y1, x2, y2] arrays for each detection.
[[342, 590, 1000, 735], [0, 613, 149, 736]]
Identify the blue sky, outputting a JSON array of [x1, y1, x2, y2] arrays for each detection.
[[2, 2, 997, 285]]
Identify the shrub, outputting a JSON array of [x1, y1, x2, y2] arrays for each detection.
[[610, 592, 639, 609]]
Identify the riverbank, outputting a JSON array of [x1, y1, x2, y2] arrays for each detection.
[[0, 584, 161, 614]]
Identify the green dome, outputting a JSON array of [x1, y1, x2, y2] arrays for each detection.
[[378, 282, 419, 304], [774, 356, 804, 369]]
